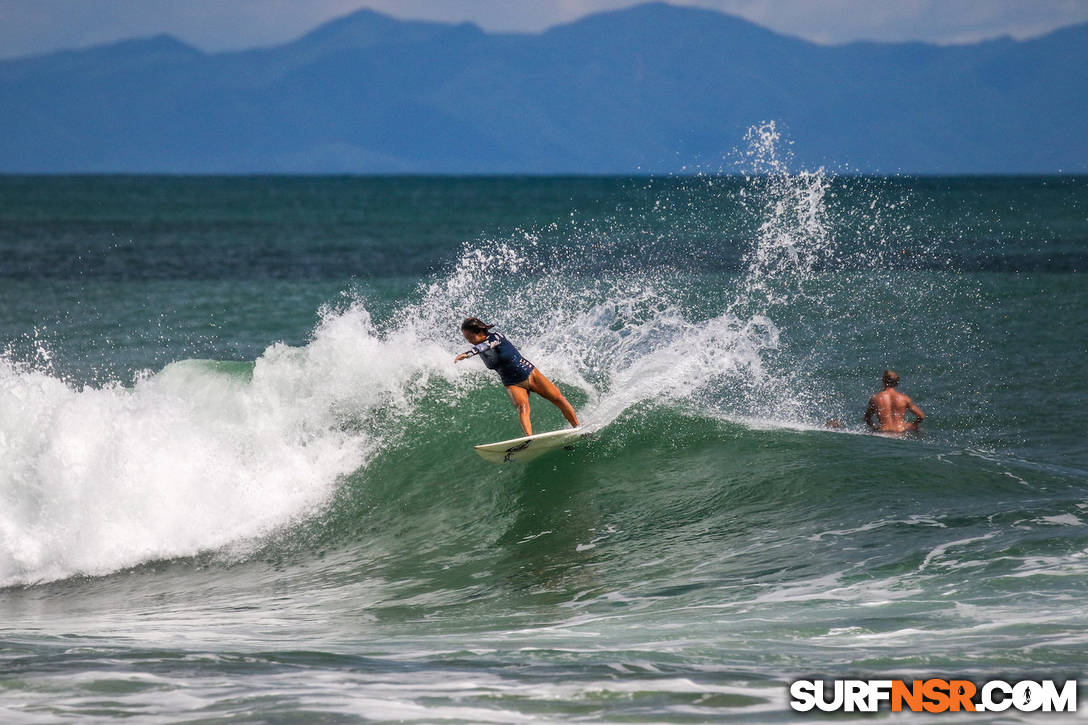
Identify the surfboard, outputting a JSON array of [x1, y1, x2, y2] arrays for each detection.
[[474, 427, 585, 464]]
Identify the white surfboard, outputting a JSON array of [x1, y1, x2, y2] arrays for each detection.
[[474, 427, 585, 464]]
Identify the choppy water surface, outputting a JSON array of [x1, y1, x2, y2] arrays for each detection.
[[1, 129, 1086, 722]]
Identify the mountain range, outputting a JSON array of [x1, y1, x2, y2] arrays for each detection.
[[1, 2, 1085, 174]]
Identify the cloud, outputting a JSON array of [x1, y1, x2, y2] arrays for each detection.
[[372, 0, 1088, 42], [0, 0, 366, 58], [694, 0, 1088, 44], [1, 0, 1087, 60]]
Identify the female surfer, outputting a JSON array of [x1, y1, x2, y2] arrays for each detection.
[[454, 317, 579, 436]]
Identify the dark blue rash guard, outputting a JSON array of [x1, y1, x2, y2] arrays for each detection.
[[469, 332, 535, 386]]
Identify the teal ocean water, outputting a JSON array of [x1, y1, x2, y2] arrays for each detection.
[[1, 136, 1086, 721]]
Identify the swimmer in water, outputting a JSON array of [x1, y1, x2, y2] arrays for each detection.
[[454, 317, 579, 436], [864, 369, 925, 434]]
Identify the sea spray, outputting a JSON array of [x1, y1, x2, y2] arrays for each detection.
[[409, 121, 843, 428], [731, 120, 832, 313]]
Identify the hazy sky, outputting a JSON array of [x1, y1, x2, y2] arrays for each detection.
[[2, 0, 1087, 59]]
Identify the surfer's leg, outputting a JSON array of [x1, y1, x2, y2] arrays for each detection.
[[506, 385, 532, 436], [526, 370, 579, 428]]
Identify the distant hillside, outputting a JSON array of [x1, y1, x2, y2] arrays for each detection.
[[1, 2, 1085, 173]]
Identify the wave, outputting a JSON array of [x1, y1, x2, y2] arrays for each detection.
[[0, 306, 451, 585], [0, 123, 1014, 587]]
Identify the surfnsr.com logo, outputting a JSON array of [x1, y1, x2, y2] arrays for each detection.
[[789, 679, 1077, 713]]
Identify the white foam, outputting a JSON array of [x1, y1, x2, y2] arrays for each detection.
[[1037, 514, 1083, 526], [0, 305, 455, 586]]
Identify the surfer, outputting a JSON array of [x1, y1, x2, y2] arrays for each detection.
[[454, 317, 579, 436], [864, 370, 925, 434]]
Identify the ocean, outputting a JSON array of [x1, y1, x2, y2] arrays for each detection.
[[1, 134, 1086, 721]]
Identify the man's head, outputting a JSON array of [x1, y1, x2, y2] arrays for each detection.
[[882, 369, 900, 388]]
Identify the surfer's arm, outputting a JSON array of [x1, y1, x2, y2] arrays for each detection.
[[906, 398, 925, 428], [864, 398, 879, 430], [454, 340, 498, 363]]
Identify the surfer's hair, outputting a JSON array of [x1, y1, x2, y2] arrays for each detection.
[[461, 317, 494, 335], [882, 369, 900, 388]]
